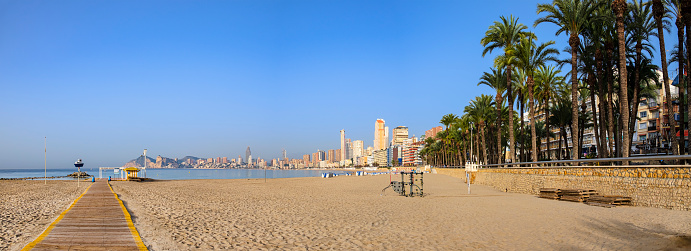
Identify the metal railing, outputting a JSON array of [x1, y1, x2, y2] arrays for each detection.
[[433, 154, 691, 169]]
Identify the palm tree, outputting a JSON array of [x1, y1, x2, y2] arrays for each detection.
[[513, 69, 528, 162], [654, 0, 679, 155], [478, 68, 507, 164], [549, 97, 574, 160], [536, 0, 600, 160], [666, 0, 686, 155], [627, 0, 660, 151], [481, 15, 528, 163], [611, 0, 631, 160], [513, 34, 559, 162], [535, 65, 565, 160], [464, 95, 495, 165], [681, 0, 691, 155]]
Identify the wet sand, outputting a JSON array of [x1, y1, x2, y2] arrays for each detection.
[[111, 174, 691, 250], [0, 180, 88, 251]]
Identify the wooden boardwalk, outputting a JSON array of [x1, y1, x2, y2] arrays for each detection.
[[23, 179, 147, 250]]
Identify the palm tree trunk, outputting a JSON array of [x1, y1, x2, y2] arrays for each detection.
[[545, 96, 552, 160], [685, 17, 691, 156], [595, 47, 609, 158], [629, 44, 643, 150], [589, 73, 601, 158], [481, 124, 488, 165], [679, 18, 687, 156], [606, 44, 616, 158], [569, 33, 580, 160], [496, 93, 503, 164], [579, 103, 586, 157], [507, 65, 516, 163], [529, 76, 538, 163], [558, 127, 563, 160], [520, 93, 525, 163], [614, 0, 630, 162], [654, 0, 676, 157]]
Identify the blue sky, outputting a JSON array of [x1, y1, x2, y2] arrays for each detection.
[[0, 0, 677, 168]]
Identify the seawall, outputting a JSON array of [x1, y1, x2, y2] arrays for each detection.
[[435, 167, 691, 211]]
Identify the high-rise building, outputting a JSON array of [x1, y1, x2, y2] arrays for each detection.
[[222, 157, 228, 163], [334, 149, 341, 162], [426, 126, 443, 139], [246, 147, 252, 164], [392, 126, 409, 146], [303, 154, 311, 166], [352, 140, 364, 157], [327, 149, 335, 163], [282, 149, 287, 159], [340, 130, 345, 163], [345, 139, 353, 160], [374, 119, 389, 150]]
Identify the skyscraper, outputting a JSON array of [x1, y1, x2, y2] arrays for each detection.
[[340, 130, 345, 162], [374, 119, 389, 150], [392, 126, 409, 146], [353, 140, 364, 157], [282, 149, 287, 159], [246, 147, 252, 165]]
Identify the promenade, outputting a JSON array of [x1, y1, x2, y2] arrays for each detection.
[[22, 179, 146, 251]]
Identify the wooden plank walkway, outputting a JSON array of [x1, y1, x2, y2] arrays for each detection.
[[23, 179, 147, 250]]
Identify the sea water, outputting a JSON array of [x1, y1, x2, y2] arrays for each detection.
[[0, 168, 348, 180]]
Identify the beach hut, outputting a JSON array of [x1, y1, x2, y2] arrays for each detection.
[[124, 167, 140, 180]]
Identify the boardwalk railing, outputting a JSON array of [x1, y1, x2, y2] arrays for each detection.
[[435, 154, 691, 169]]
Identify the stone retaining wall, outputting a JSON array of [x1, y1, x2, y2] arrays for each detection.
[[435, 167, 691, 211]]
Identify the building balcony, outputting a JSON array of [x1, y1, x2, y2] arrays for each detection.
[[648, 126, 657, 131]]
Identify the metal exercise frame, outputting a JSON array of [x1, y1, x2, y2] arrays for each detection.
[[381, 171, 424, 197]]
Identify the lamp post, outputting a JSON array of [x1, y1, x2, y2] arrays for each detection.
[[74, 159, 84, 187]]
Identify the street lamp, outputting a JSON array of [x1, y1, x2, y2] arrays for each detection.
[[74, 159, 84, 187]]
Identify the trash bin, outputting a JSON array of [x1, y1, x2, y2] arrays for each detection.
[[109, 176, 111, 181], [92, 177, 95, 182]]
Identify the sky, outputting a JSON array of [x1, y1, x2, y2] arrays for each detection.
[[0, 0, 679, 169]]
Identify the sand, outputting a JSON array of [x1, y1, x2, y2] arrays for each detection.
[[110, 174, 691, 250], [0, 180, 88, 251]]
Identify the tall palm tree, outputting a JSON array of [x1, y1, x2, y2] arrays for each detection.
[[536, 0, 599, 160], [627, 0, 661, 150], [652, 0, 679, 155], [481, 15, 528, 163], [611, 0, 631, 160], [682, 0, 691, 155], [478, 68, 507, 164], [513, 69, 528, 162], [464, 95, 495, 165], [536, 65, 566, 159], [549, 97, 574, 160], [513, 34, 559, 162], [667, 0, 687, 154], [439, 114, 458, 165]]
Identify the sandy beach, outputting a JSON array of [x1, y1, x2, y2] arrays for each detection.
[[109, 173, 691, 250], [0, 180, 88, 251]]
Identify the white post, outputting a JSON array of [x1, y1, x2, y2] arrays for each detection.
[[470, 122, 474, 164]]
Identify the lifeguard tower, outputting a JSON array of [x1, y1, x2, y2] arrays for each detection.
[[124, 167, 140, 180]]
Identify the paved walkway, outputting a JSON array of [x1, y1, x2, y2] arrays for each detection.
[[23, 179, 146, 250]]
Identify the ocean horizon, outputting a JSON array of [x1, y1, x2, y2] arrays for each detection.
[[0, 168, 349, 180]]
